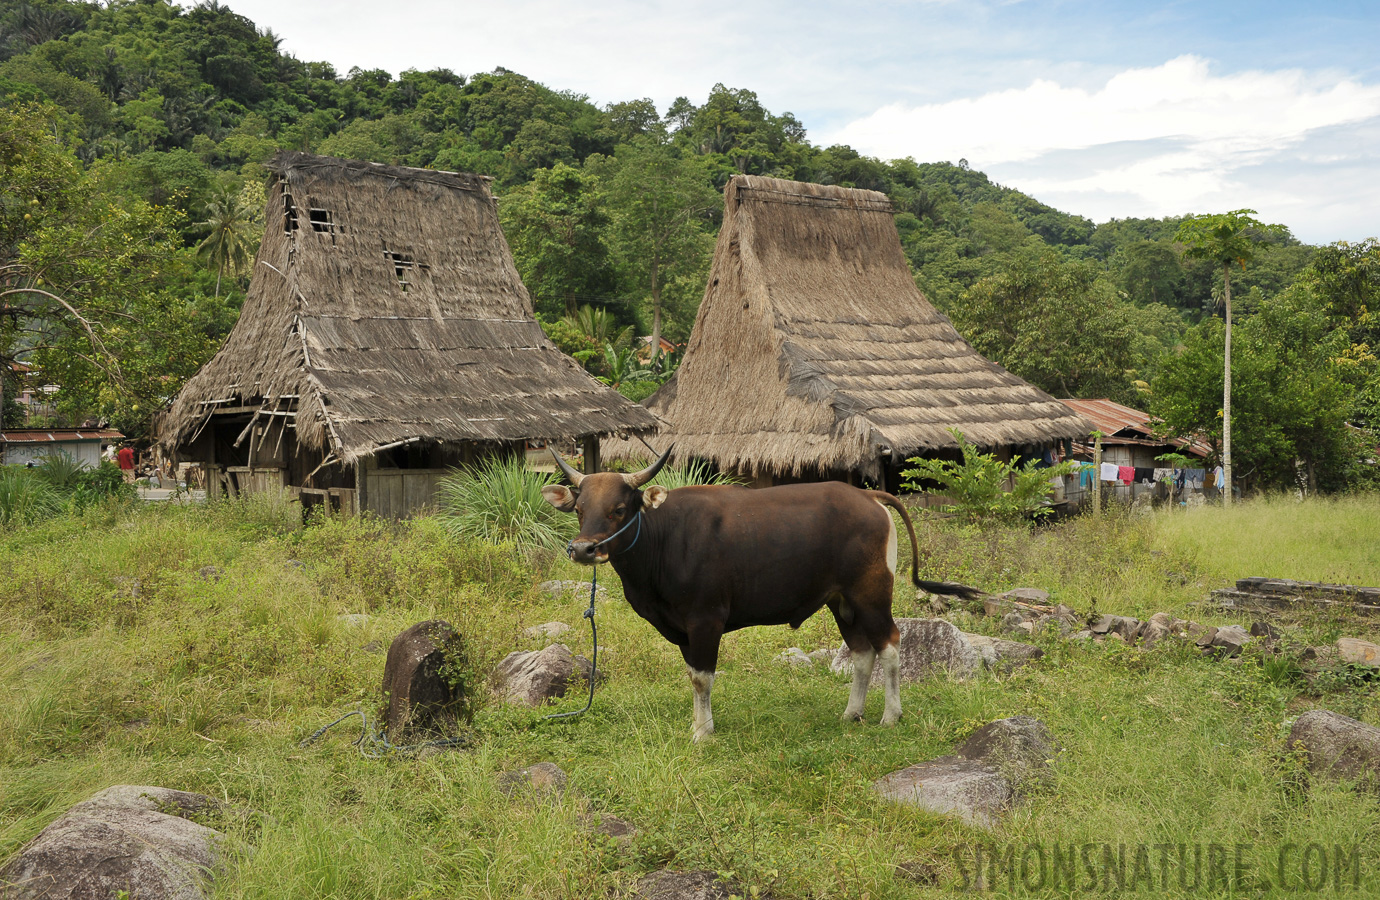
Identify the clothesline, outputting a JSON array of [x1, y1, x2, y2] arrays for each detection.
[[1066, 461, 1217, 488]]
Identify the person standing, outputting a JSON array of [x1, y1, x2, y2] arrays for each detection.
[[117, 444, 136, 482]]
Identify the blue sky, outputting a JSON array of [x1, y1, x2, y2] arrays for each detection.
[[221, 0, 1380, 243]]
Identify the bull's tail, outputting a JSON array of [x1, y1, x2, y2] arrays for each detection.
[[868, 491, 985, 600]]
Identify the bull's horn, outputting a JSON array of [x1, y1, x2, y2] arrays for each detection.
[[624, 444, 675, 488], [550, 448, 585, 488]]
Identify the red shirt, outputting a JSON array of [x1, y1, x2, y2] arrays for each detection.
[[117, 447, 135, 470]]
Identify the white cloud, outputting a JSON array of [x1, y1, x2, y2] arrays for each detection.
[[826, 56, 1380, 236]]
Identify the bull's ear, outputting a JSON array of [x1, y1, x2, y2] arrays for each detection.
[[541, 484, 578, 512], [643, 485, 669, 510]]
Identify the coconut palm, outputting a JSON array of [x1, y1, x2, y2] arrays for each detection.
[[195, 186, 260, 297]]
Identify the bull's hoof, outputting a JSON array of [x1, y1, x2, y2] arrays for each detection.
[[691, 721, 715, 743], [880, 712, 902, 727], [842, 711, 865, 723]]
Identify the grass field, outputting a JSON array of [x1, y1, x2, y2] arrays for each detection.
[[2, 495, 1379, 898]]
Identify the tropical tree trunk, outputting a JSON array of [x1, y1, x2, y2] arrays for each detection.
[[214, 261, 223, 300], [1222, 262, 1232, 506], [649, 255, 662, 373]]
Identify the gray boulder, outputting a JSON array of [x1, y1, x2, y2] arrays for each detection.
[[1288, 709, 1380, 787], [875, 716, 1056, 828], [495, 643, 599, 706], [964, 634, 1045, 673], [774, 647, 813, 667], [0, 786, 232, 900], [1336, 638, 1380, 666], [833, 619, 1043, 682], [1090, 615, 1141, 641], [1140, 612, 1182, 647], [381, 620, 473, 740], [1207, 624, 1252, 658], [1000, 587, 1051, 605], [874, 757, 1011, 827], [955, 715, 1058, 790]]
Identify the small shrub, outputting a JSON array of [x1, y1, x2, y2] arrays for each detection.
[[902, 428, 1073, 522], [72, 461, 136, 508], [435, 456, 573, 553]]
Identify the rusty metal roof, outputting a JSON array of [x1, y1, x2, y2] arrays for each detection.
[[0, 429, 124, 444], [1060, 398, 1211, 458]]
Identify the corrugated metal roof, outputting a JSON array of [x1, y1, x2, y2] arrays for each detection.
[[0, 429, 124, 443], [1060, 398, 1211, 458]]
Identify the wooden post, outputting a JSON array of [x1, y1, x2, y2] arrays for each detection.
[[355, 458, 368, 517], [582, 435, 600, 475], [1091, 433, 1103, 516]]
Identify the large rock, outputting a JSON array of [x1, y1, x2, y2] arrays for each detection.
[[1288, 709, 1380, 787], [1337, 638, 1380, 666], [954, 716, 1058, 790], [1090, 615, 1141, 641], [0, 786, 232, 900], [381, 620, 474, 740], [999, 587, 1051, 605], [1206, 624, 1252, 658], [832, 619, 1042, 682], [874, 757, 1012, 827], [964, 634, 1046, 673], [495, 643, 599, 706], [875, 716, 1056, 828]]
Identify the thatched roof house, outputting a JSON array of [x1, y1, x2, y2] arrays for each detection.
[[161, 151, 656, 516], [607, 175, 1092, 487]]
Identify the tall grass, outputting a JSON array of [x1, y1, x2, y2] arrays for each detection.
[[0, 467, 64, 527], [435, 456, 573, 553], [1152, 492, 1380, 586]]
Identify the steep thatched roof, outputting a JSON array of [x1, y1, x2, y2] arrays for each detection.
[[607, 175, 1093, 479], [161, 152, 656, 462]]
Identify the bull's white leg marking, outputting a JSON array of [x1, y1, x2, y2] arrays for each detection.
[[842, 647, 876, 721], [878, 643, 902, 726], [875, 499, 898, 576], [688, 667, 716, 742]]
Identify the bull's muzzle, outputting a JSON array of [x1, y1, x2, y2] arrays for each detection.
[[566, 539, 607, 565]]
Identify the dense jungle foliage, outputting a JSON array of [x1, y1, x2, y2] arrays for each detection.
[[1, 0, 1377, 491]]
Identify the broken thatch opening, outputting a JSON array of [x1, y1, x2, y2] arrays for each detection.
[[160, 151, 656, 513], [605, 175, 1093, 483]]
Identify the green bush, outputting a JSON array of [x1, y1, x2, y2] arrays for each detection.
[[902, 428, 1074, 522], [0, 467, 65, 527], [434, 455, 574, 554], [34, 452, 85, 492], [73, 461, 136, 508]]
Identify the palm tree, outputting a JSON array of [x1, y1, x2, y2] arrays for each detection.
[[195, 187, 260, 298], [562, 304, 632, 351], [1174, 210, 1287, 505]]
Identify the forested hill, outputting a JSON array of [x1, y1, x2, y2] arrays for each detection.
[[3, 0, 1377, 492]]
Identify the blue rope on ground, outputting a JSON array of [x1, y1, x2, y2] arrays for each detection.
[[298, 709, 472, 758], [544, 564, 600, 721]]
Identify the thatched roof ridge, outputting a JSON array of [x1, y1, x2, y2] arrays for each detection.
[[161, 151, 656, 461], [606, 175, 1093, 478]]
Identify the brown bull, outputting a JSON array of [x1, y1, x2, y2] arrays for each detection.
[[541, 447, 979, 741]]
